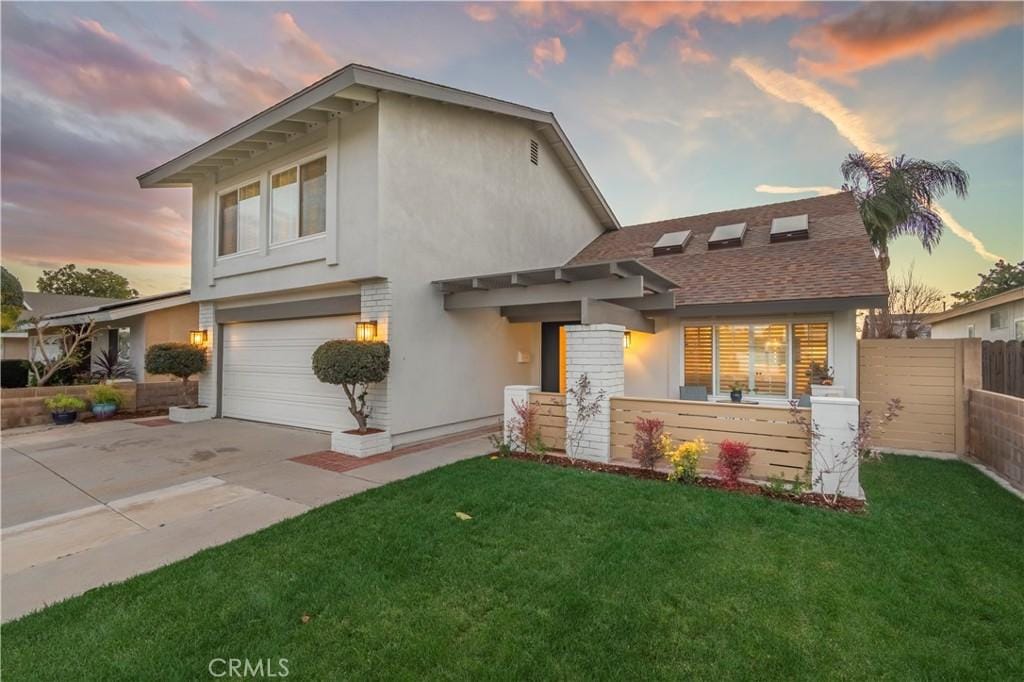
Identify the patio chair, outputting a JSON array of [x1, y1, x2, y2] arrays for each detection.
[[796, 393, 811, 408], [679, 385, 708, 402]]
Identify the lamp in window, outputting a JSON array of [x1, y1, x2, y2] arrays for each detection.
[[623, 331, 632, 349], [189, 329, 208, 347], [356, 320, 378, 342]]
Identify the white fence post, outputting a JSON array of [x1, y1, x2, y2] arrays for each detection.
[[810, 396, 863, 500], [504, 385, 540, 442], [564, 323, 625, 462]]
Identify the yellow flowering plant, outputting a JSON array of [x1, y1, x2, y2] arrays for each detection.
[[665, 438, 708, 483]]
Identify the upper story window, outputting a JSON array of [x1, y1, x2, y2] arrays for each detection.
[[271, 156, 327, 244], [219, 181, 261, 256]]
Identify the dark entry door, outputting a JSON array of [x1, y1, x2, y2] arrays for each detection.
[[541, 321, 577, 393]]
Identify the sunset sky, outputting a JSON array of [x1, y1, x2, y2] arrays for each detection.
[[2, 1, 1022, 297]]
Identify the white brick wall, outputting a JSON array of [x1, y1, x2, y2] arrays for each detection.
[[197, 302, 217, 409], [360, 280, 391, 432], [564, 323, 625, 462]]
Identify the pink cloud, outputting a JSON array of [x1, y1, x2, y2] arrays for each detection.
[[529, 36, 566, 76], [274, 11, 338, 73], [675, 39, 715, 64], [464, 4, 498, 23], [793, 2, 1024, 81], [610, 41, 639, 71]]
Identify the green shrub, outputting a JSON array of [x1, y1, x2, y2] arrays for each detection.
[[1, 359, 30, 388], [89, 384, 124, 407], [311, 340, 390, 432], [145, 343, 207, 382], [44, 394, 86, 413]]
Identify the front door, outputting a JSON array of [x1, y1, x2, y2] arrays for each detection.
[[540, 321, 577, 393]]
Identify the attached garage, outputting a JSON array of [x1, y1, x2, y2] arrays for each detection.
[[221, 316, 357, 432]]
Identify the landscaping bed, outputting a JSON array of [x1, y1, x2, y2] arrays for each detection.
[[509, 451, 866, 512], [2, 455, 1021, 679]]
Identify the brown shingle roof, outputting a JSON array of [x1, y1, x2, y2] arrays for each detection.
[[568, 192, 888, 307]]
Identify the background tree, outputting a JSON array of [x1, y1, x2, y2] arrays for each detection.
[[28, 320, 97, 386], [841, 153, 970, 275], [1, 266, 25, 331], [37, 264, 139, 299], [951, 260, 1024, 305], [864, 266, 944, 338]]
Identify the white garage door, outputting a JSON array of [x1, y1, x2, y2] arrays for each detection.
[[221, 316, 358, 432]]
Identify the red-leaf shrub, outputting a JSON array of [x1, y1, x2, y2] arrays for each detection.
[[716, 439, 752, 488], [632, 417, 665, 470]]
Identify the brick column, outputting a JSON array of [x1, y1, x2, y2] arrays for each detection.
[[564, 323, 625, 462], [810, 396, 863, 500], [196, 302, 217, 412], [360, 280, 391, 433]]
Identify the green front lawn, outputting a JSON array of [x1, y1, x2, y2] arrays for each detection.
[[3, 456, 1022, 679]]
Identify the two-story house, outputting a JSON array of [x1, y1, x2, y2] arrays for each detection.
[[139, 65, 886, 453]]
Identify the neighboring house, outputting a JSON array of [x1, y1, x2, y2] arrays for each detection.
[[32, 290, 199, 382], [1, 292, 123, 361], [137, 64, 886, 445], [861, 313, 932, 339], [925, 287, 1024, 341]]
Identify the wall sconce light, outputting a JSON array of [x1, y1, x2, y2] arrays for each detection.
[[355, 320, 378, 342], [189, 329, 208, 347], [623, 331, 632, 349]]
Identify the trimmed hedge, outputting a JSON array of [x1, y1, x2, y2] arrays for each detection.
[[1, 359, 30, 388], [312, 340, 390, 387], [145, 343, 207, 381]]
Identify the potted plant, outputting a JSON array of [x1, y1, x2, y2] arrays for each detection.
[[145, 343, 209, 422], [806, 362, 844, 397], [312, 339, 391, 457], [729, 381, 746, 403], [88, 384, 124, 420], [44, 394, 86, 425]]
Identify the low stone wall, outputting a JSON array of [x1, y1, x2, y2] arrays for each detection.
[[136, 381, 198, 411], [0, 381, 198, 429], [968, 389, 1024, 492]]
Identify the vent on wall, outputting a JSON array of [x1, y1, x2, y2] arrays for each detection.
[[707, 222, 746, 249], [770, 214, 809, 243], [652, 230, 692, 256], [530, 139, 539, 165]]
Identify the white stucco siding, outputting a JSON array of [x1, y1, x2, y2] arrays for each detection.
[[376, 93, 606, 438], [930, 299, 1024, 341], [189, 105, 380, 302]]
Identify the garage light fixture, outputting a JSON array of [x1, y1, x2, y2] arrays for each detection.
[[623, 331, 632, 349], [356, 320, 378, 342], [189, 329, 208, 347]]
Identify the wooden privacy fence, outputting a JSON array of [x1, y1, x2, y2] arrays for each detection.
[[529, 391, 566, 451], [859, 338, 981, 455], [609, 397, 811, 482], [982, 340, 1023, 398]]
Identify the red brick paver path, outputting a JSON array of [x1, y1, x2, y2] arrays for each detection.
[[291, 423, 498, 474]]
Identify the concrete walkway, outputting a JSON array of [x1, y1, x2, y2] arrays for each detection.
[[1, 418, 492, 622]]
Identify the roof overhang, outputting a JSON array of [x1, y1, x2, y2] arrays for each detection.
[[670, 294, 888, 318], [138, 64, 619, 231], [924, 287, 1024, 324], [34, 291, 192, 328], [432, 261, 676, 330]]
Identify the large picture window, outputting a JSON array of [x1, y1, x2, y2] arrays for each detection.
[[218, 181, 260, 256], [683, 321, 828, 400], [271, 156, 327, 243]]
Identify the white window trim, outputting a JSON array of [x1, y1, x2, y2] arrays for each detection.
[[268, 151, 328, 247], [216, 176, 263, 260], [680, 317, 833, 403]]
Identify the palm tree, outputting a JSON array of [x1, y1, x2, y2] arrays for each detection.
[[841, 153, 970, 275]]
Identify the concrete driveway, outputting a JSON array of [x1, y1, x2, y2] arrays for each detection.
[[1, 417, 492, 622]]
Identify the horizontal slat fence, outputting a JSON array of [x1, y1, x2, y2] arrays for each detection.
[[529, 391, 566, 451], [982, 340, 1023, 398], [609, 397, 810, 482], [859, 338, 980, 455]]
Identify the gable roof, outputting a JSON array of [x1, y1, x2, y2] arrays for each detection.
[[924, 286, 1024, 324], [18, 292, 124, 322], [38, 290, 192, 327], [568, 192, 888, 309], [138, 64, 619, 230]]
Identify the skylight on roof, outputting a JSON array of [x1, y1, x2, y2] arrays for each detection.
[[707, 222, 746, 249], [652, 230, 691, 256], [770, 214, 809, 243]]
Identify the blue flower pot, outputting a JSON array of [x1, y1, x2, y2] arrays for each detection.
[[52, 411, 78, 426], [92, 403, 118, 420]]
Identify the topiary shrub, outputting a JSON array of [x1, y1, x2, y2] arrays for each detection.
[[311, 340, 389, 433], [1, 359, 30, 388], [145, 343, 207, 406]]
